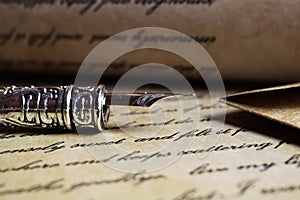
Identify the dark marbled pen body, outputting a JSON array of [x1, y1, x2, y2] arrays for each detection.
[[0, 85, 175, 131]]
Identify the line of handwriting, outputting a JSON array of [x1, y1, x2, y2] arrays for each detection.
[[0, 59, 217, 78], [0, 126, 245, 142], [0, 172, 165, 195], [0, 0, 217, 15], [0, 138, 287, 158], [0, 28, 216, 47], [1, 153, 299, 174]]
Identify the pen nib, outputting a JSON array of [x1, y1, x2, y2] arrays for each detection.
[[105, 93, 193, 107]]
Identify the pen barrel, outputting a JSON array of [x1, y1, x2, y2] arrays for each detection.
[[0, 85, 109, 131]]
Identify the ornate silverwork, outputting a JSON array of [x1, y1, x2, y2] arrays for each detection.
[[0, 85, 109, 131]]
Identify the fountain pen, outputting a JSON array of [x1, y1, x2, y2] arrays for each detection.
[[0, 85, 175, 131]]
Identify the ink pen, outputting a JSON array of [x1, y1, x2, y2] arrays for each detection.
[[0, 85, 179, 131]]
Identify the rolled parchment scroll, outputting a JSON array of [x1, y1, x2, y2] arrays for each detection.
[[0, 1, 299, 81]]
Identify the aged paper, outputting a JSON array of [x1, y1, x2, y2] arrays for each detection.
[[0, 89, 300, 200], [1, 1, 300, 81], [223, 83, 300, 130]]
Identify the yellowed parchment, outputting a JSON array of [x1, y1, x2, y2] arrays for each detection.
[[222, 83, 300, 130], [0, 89, 300, 200], [0, 1, 300, 81]]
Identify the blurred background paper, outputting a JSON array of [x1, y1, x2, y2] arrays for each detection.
[[0, 0, 300, 82]]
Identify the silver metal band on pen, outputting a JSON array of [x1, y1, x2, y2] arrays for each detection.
[[0, 85, 110, 131]]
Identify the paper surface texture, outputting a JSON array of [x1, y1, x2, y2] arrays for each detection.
[[224, 83, 300, 130], [0, 89, 300, 200]]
